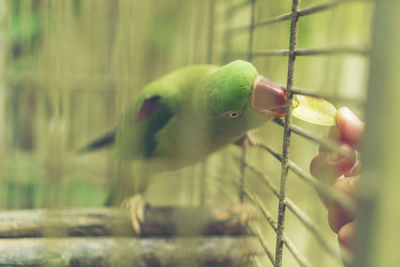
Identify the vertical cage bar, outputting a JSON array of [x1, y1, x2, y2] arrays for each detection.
[[239, 147, 247, 203], [247, 0, 256, 62], [223, 0, 233, 63], [274, 0, 300, 266], [207, 0, 216, 64], [200, 0, 217, 206], [352, 0, 400, 266], [239, 0, 256, 203]]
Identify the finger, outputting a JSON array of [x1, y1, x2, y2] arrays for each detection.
[[336, 107, 365, 150], [310, 144, 356, 184], [328, 176, 359, 233], [311, 146, 357, 208], [338, 221, 356, 251], [319, 126, 342, 153]]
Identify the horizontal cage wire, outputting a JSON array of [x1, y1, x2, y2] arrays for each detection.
[[221, 0, 371, 266], [226, 0, 370, 32]]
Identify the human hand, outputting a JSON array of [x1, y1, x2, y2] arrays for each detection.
[[310, 107, 364, 252]]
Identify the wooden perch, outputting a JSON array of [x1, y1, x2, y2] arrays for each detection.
[[0, 237, 262, 267], [0, 205, 255, 238]]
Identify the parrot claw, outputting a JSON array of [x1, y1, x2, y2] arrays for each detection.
[[246, 130, 259, 146], [121, 195, 146, 235], [234, 130, 259, 147]]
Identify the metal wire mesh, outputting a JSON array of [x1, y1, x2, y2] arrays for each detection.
[[217, 0, 372, 266], [0, 0, 374, 266]]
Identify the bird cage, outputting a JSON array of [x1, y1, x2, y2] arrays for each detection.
[[1, 0, 398, 267]]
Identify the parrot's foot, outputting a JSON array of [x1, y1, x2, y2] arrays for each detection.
[[246, 130, 259, 145], [121, 195, 146, 235], [234, 130, 259, 147]]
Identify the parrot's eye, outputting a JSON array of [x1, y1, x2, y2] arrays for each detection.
[[226, 111, 242, 119]]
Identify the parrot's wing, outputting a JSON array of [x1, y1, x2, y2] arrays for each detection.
[[113, 90, 178, 160], [134, 96, 163, 122], [77, 93, 176, 157]]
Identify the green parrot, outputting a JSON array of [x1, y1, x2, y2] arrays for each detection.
[[80, 60, 286, 206]]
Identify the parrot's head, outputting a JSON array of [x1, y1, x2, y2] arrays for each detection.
[[203, 60, 286, 135]]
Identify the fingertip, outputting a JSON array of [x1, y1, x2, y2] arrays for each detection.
[[310, 153, 336, 182], [336, 107, 365, 149], [334, 175, 359, 192], [329, 201, 353, 233], [335, 144, 357, 173], [337, 107, 358, 123], [328, 176, 357, 233], [338, 221, 356, 251], [310, 146, 356, 184]]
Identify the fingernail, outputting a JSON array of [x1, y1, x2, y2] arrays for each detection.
[[341, 107, 361, 124], [329, 151, 341, 161], [329, 145, 348, 161]]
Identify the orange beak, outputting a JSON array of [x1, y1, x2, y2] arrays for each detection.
[[251, 76, 286, 118]]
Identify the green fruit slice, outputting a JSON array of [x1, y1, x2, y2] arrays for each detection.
[[292, 95, 337, 126]]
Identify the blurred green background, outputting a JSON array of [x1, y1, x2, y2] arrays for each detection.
[[0, 0, 373, 266]]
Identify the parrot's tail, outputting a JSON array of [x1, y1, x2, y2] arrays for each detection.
[[77, 131, 115, 154]]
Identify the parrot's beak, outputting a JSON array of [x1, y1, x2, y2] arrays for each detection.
[[251, 76, 286, 118]]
